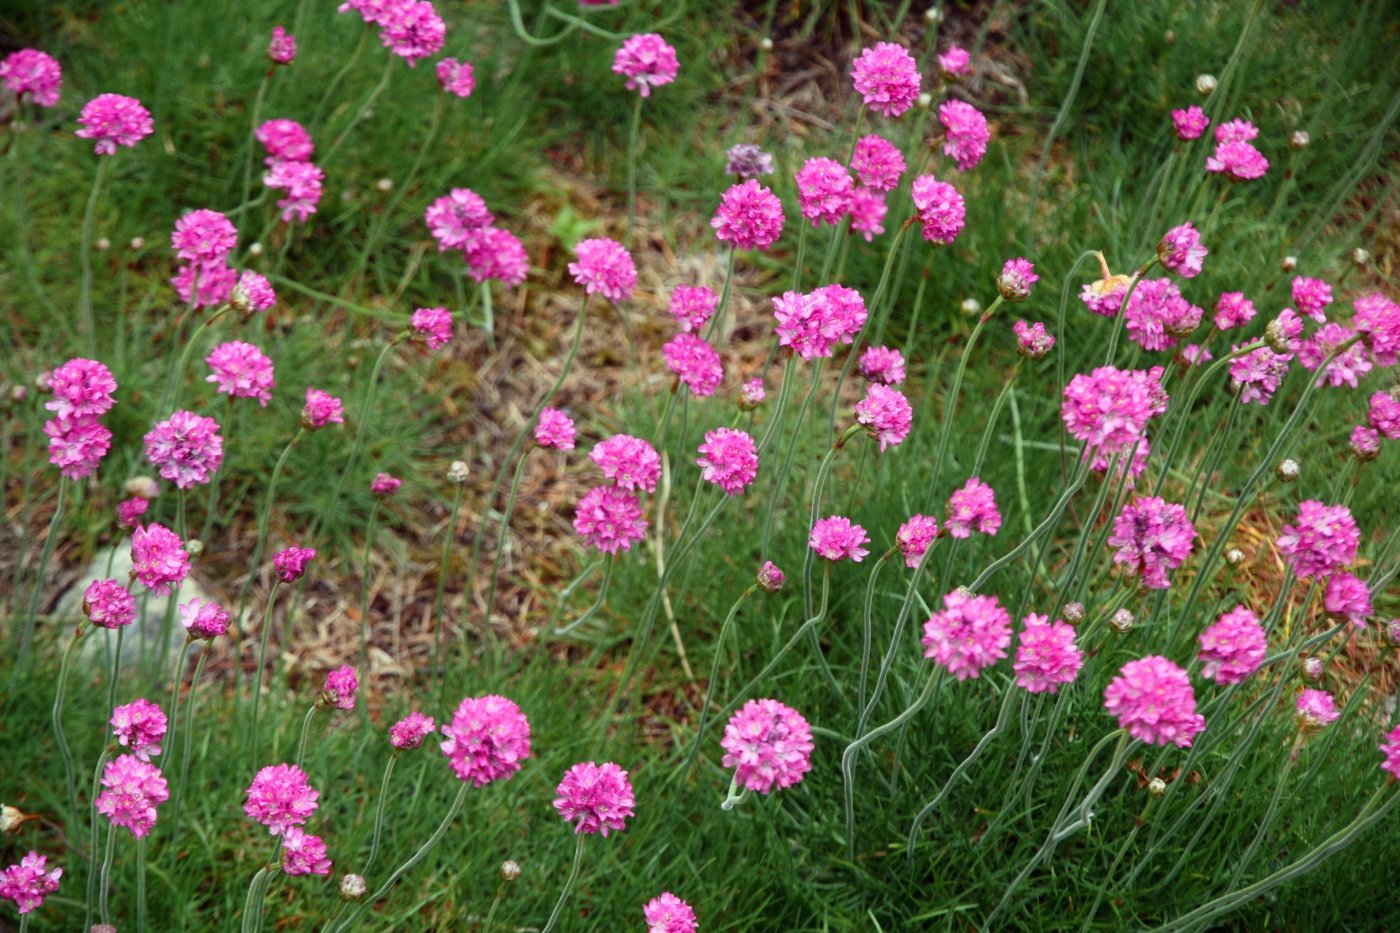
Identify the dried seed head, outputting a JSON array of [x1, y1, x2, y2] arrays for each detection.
[[1109, 608, 1135, 634], [1280, 255, 1298, 272], [340, 874, 367, 901], [1302, 656, 1325, 681], [1063, 602, 1086, 624], [760, 37, 773, 51], [1289, 130, 1310, 150], [1353, 248, 1370, 267], [184, 538, 204, 559], [1386, 619, 1400, 648], [1147, 777, 1167, 797], [248, 241, 265, 258], [924, 7, 942, 24], [96, 237, 111, 252], [1195, 74, 1217, 95], [500, 860, 521, 882], [1276, 459, 1300, 482], [917, 92, 933, 110], [125, 476, 160, 499], [1, 804, 23, 833], [1225, 547, 1247, 567], [375, 177, 393, 193], [129, 236, 146, 250], [448, 460, 470, 484], [960, 297, 982, 317]]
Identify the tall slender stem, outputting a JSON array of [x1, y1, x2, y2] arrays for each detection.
[[482, 448, 532, 638], [52, 624, 85, 830], [433, 481, 466, 676], [358, 502, 380, 693], [98, 827, 117, 925], [249, 580, 283, 772], [13, 479, 66, 678], [294, 704, 319, 769], [681, 585, 756, 778], [79, 158, 111, 354], [541, 835, 587, 933], [166, 646, 209, 863], [361, 753, 399, 877], [625, 94, 643, 246]]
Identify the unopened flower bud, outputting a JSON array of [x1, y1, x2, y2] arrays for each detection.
[[129, 236, 145, 251], [1276, 459, 1299, 482], [1, 804, 23, 833], [757, 560, 786, 593], [1353, 248, 1370, 267], [760, 37, 773, 51], [1163, 29, 1176, 44], [500, 860, 521, 882], [1289, 130, 1310, 150], [184, 538, 204, 559], [1351, 426, 1380, 461], [447, 460, 470, 484], [375, 177, 393, 193], [960, 297, 981, 317], [1280, 255, 1297, 272], [9, 384, 27, 403], [248, 242, 265, 258], [1147, 777, 1167, 797], [917, 92, 933, 110], [924, 6, 942, 24], [96, 237, 111, 252], [1109, 608, 1134, 634], [91, 925, 118, 933], [739, 378, 765, 410], [1063, 602, 1085, 624], [1195, 74, 1217, 95], [126, 476, 160, 499], [1302, 656, 1325, 681], [340, 874, 367, 901], [1264, 316, 1297, 354], [1225, 547, 1246, 567], [1386, 618, 1400, 647]]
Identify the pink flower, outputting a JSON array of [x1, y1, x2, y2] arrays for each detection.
[[1228, 345, 1291, 406], [553, 761, 635, 836], [740, 378, 766, 408], [45, 415, 111, 479], [757, 560, 786, 593], [1324, 572, 1372, 628], [850, 134, 905, 191], [264, 159, 325, 222], [612, 33, 679, 97], [848, 186, 887, 241], [389, 711, 437, 750], [130, 523, 190, 595], [1125, 278, 1202, 351], [712, 180, 784, 251], [664, 333, 724, 397], [1276, 500, 1360, 579], [850, 42, 920, 118], [206, 341, 275, 406], [47, 357, 117, 418], [910, 175, 966, 244], [171, 209, 237, 262], [463, 226, 529, 286], [573, 486, 647, 553], [1158, 222, 1207, 278], [937, 45, 970, 78], [426, 189, 493, 249], [0, 851, 62, 915], [644, 892, 698, 933], [1298, 323, 1370, 389], [144, 410, 223, 489], [1353, 291, 1400, 366], [814, 283, 869, 347], [938, 100, 990, 172], [998, 258, 1039, 301], [118, 497, 149, 528], [1108, 496, 1195, 589], [1368, 391, 1400, 439], [1214, 292, 1256, 330], [855, 383, 912, 450], [859, 345, 905, 385], [1215, 119, 1259, 144], [1351, 424, 1380, 461], [411, 306, 453, 350], [1198, 605, 1267, 685], [280, 827, 332, 877], [371, 472, 402, 497], [772, 287, 864, 361], [268, 26, 297, 64], [1104, 656, 1206, 747], [273, 546, 317, 583], [110, 698, 167, 761], [1263, 308, 1299, 354], [669, 285, 717, 332], [1182, 342, 1212, 363], [1013, 614, 1084, 693], [569, 237, 636, 303], [725, 143, 774, 179], [1291, 276, 1332, 323], [0, 49, 62, 107], [809, 515, 869, 562], [439, 695, 532, 786], [97, 754, 169, 837], [179, 598, 230, 640], [76, 93, 153, 154], [256, 119, 314, 165], [591, 434, 661, 493], [302, 388, 345, 429], [1378, 725, 1400, 780], [1080, 274, 1131, 317], [436, 57, 475, 97], [535, 408, 577, 450], [1206, 141, 1269, 181], [795, 157, 854, 227], [232, 271, 277, 313], [721, 698, 814, 793], [896, 514, 939, 569], [1170, 106, 1209, 140], [945, 477, 1000, 538], [922, 589, 1012, 681], [379, 0, 446, 66], [696, 427, 758, 495], [322, 665, 359, 710], [1013, 320, 1056, 359], [1061, 365, 1158, 458], [1295, 689, 1340, 731], [337, 0, 401, 24], [172, 259, 237, 308], [85, 579, 137, 629], [244, 763, 319, 835]]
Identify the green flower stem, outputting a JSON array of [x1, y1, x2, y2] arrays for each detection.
[[717, 569, 830, 723], [79, 157, 111, 354], [332, 334, 407, 511], [361, 752, 399, 877], [857, 550, 894, 711], [138, 835, 148, 930], [719, 771, 751, 812], [482, 447, 533, 640], [236, 428, 304, 689], [541, 835, 587, 933], [83, 747, 114, 929], [800, 425, 862, 621], [790, 223, 807, 291], [433, 481, 466, 679], [680, 584, 757, 779], [552, 555, 615, 636], [166, 645, 209, 867], [52, 623, 85, 830], [13, 478, 66, 678], [928, 298, 1001, 496], [504, 0, 579, 46], [235, 71, 271, 216], [358, 501, 380, 700], [755, 354, 797, 455], [703, 248, 738, 341], [481, 879, 511, 933], [758, 357, 826, 557], [320, 54, 395, 171], [161, 302, 229, 414], [294, 704, 319, 769], [249, 580, 284, 772], [98, 825, 117, 924], [240, 865, 275, 933], [625, 94, 643, 247]]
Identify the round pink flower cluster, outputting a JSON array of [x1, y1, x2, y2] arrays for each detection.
[[1198, 605, 1267, 685], [264, 158, 325, 223], [1013, 320, 1056, 359], [426, 188, 492, 247], [721, 698, 814, 794], [144, 410, 223, 489], [1124, 278, 1203, 351], [696, 427, 759, 495], [424, 189, 528, 286], [118, 497, 149, 527], [855, 383, 913, 450], [1214, 291, 1256, 330], [945, 477, 1001, 539], [849, 187, 887, 241], [574, 486, 648, 554], [273, 545, 317, 583], [1296, 689, 1340, 731], [725, 143, 774, 179], [439, 694, 532, 786], [464, 226, 530, 286], [172, 209, 237, 262], [1353, 291, 1400, 365], [664, 333, 724, 397], [757, 560, 786, 593], [644, 891, 698, 933], [850, 135, 905, 191], [850, 42, 920, 118], [1228, 345, 1292, 406], [938, 45, 971, 78], [938, 100, 990, 172], [997, 257, 1039, 301], [44, 414, 112, 479], [44, 357, 117, 479], [206, 341, 275, 406], [1061, 365, 1161, 462], [1104, 656, 1206, 747], [795, 157, 854, 227], [390, 711, 437, 750], [591, 435, 660, 493], [281, 827, 332, 877], [171, 258, 236, 308], [1268, 308, 1307, 353], [1291, 276, 1332, 323], [859, 345, 905, 385], [896, 514, 939, 568], [84, 578, 136, 629], [1107, 496, 1195, 590], [669, 285, 718, 332], [0, 851, 62, 915], [1351, 424, 1381, 460], [1170, 105, 1209, 140], [921, 589, 1012, 681], [1369, 391, 1400, 438], [613, 33, 679, 97], [302, 387, 345, 429], [910, 175, 966, 244], [772, 284, 867, 360], [1324, 572, 1372, 627], [1159, 222, 1208, 278], [809, 515, 870, 562], [1206, 122, 1268, 180], [97, 754, 169, 837], [712, 180, 785, 251], [1298, 323, 1371, 389], [131, 523, 190, 595], [76, 93, 153, 155], [553, 761, 635, 836], [371, 472, 402, 497], [1276, 500, 1360, 580], [1379, 725, 1400, 780], [1013, 614, 1084, 694], [268, 26, 296, 64], [244, 763, 319, 835], [180, 598, 231, 640], [436, 57, 475, 97], [322, 665, 359, 711], [569, 237, 637, 303], [257, 118, 313, 165], [1, 48, 62, 107], [410, 306, 453, 350], [378, 1, 446, 66], [535, 407, 577, 450], [740, 378, 766, 409], [111, 698, 167, 761]]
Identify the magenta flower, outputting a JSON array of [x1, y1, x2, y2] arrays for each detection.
[[757, 560, 786, 593], [696, 427, 758, 495], [573, 485, 647, 553], [273, 546, 317, 583], [1369, 390, 1400, 439], [859, 345, 905, 385], [76, 93, 153, 154], [896, 514, 939, 569], [1351, 425, 1381, 461], [179, 597, 231, 640], [850, 42, 920, 118], [1298, 323, 1371, 389], [1170, 106, 1209, 140], [569, 237, 636, 303], [721, 698, 814, 794], [740, 378, 766, 408], [725, 143, 774, 179], [1270, 308, 1305, 352], [110, 699, 167, 761], [850, 134, 905, 191], [937, 45, 971, 78], [1214, 292, 1256, 330], [322, 665, 359, 711], [411, 306, 453, 350], [439, 694, 532, 786], [463, 226, 529, 286], [644, 892, 698, 933], [1291, 276, 1332, 323], [910, 175, 966, 244], [663, 333, 724, 397], [855, 383, 912, 450], [945, 477, 1001, 539], [809, 515, 869, 562], [1108, 496, 1195, 589], [118, 497, 149, 528], [0, 851, 62, 915], [232, 271, 277, 313], [256, 118, 314, 165], [144, 410, 223, 489], [1013, 320, 1056, 359], [0, 49, 62, 107], [84, 579, 137, 629], [97, 754, 169, 837], [244, 763, 319, 835], [712, 180, 784, 251], [1216, 119, 1259, 144], [371, 472, 402, 497], [436, 57, 475, 97], [921, 589, 1012, 681], [849, 186, 887, 241], [206, 341, 275, 406], [130, 523, 190, 595], [1198, 605, 1267, 685], [535, 408, 577, 450], [268, 25, 296, 64], [281, 827, 332, 876], [171, 209, 237, 262], [553, 761, 635, 836], [264, 159, 325, 222], [1125, 278, 1202, 351], [171, 259, 237, 308], [379, 1, 446, 66], [591, 434, 661, 493], [997, 258, 1039, 301], [772, 287, 865, 361], [1080, 272, 1131, 317], [1104, 656, 1206, 747], [1324, 572, 1372, 628], [795, 157, 854, 227], [302, 388, 345, 429], [1296, 689, 1340, 731], [1379, 725, 1400, 780], [1013, 613, 1084, 694], [46, 357, 117, 419], [1206, 141, 1269, 181], [426, 188, 493, 249], [1159, 222, 1207, 278], [45, 416, 111, 479], [1277, 501, 1360, 580], [613, 33, 679, 97], [390, 711, 437, 750], [1061, 365, 1157, 459], [1228, 346, 1292, 406], [668, 285, 718, 333], [938, 100, 990, 172], [1353, 291, 1400, 366]]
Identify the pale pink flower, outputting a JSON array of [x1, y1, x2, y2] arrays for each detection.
[[612, 33, 679, 97], [938, 100, 990, 172], [76, 93, 153, 154], [1206, 141, 1269, 180], [97, 755, 169, 837], [1107, 496, 1195, 589], [179, 598, 231, 640], [937, 45, 970, 78], [389, 711, 436, 750], [1276, 500, 1360, 579], [644, 892, 699, 933], [232, 271, 277, 313], [1170, 106, 1209, 140], [206, 341, 275, 406], [118, 497, 149, 528], [669, 285, 718, 332], [172, 209, 237, 262], [1198, 605, 1266, 685], [171, 259, 237, 308], [281, 827, 332, 876], [264, 159, 325, 222], [302, 388, 344, 429], [922, 589, 1012, 680], [711, 180, 784, 251], [1228, 346, 1292, 406], [1298, 323, 1370, 389], [740, 378, 766, 408], [1104, 656, 1205, 747], [130, 523, 189, 595], [426, 188, 493, 249], [896, 514, 938, 569], [850, 42, 920, 118], [569, 237, 636, 303], [1214, 292, 1256, 330], [849, 186, 887, 241], [1323, 572, 1372, 628], [859, 345, 905, 385], [1295, 689, 1340, 731], [436, 57, 475, 97], [463, 226, 529, 286], [573, 486, 647, 553], [0, 49, 62, 107], [663, 333, 723, 397], [725, 143, 774, 179], [1013, 613, 1084, 693], [85, 579, 136, 629], [256, 119, 314, 165], [379, 0, 446, 66], [696, 427, 758, 495], [268, 26, 297, 64], [1215, 119, 1259, 144], [553, 761, 635, 836], [1351, 424, 1380, 461], [110, 698, 167, 761], [535, 408, 577, 450], [910, 175, 966, 244], [439, 695, 532, 786], [997, 258, 1038, 301], [244, 763, 319, 835], [1158, 222, 1207, 278], [945, 477, 1000, 538], [721, 698, 814, 793], [411, 306, 453, 350]]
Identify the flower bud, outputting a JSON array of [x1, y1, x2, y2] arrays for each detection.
[[1351, 426, 1380, 462], [1280, 255, 1297, 272], [1109, 608, 1135, 634], [1353, 247, 1370, 267], [917, 92, 933, 110], [1302, 656, 1325, 681], [1147, 777, 1167, 797], [924, 6, 942, 24], [1, 804, 24, 833], [757, 560, 786, 593], [1225, 547, 1246, 567], [375, 177, 394, 193], [125, 476, 161, 499], [500, 860, 521, 882], [1063, 602, 1085, 624], [129, 236, 146, 250], [1264, 316, 1297, 354], [91, 926, 118, 933], [1289, 130, 1310, 150], [96, 237, 111, 252], [9, 384, 27, 403], [960, 297, 982, 317], [760, 37, 773, 51], [340, 874, 367, 901], [739, 378, 765, 411], [1195, 74, 1217, 95], [1386, 618, 1400, 647], [1163, 29, 1175, 45], [248, 241, 265, 258], [184, 538, 204, 559], [447, 460, 470, 484], [1276, 459, 1299, 482]]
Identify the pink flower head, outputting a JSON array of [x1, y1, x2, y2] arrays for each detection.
[[922, 589, 1012, 680], [273, 546, 317, 583], [1159, 222, 1207, 278], [179, 597, 231, 640], [463, 226, 529, 286], [1206, 141, 1269, 181], [322, 665, 359, 710], [1378, 725, 1400, 780], [1351, 424, 1381, 461], [45, 415, 111, 479], [1104, 656, 1205, 747], [1369, 390, 1400, 439], [302, 388, 345, 429], [426, 188, 493, 249], [337, 0, 400, 24], [389, 711, 437, 750], [1353, 291, 1400, 366], [813, 283, 868, 346], [410, 306, 453, 350], [1229, 345, 1292, 406], [740, 378, 766, 409], [664, 333, 724, 397], [1291, 276, 1333, 323], [1271, 308, 1306, 353], [573, 485, 647, 553], [1013, 613, 1084, 694], [669, 285, 718, 332], [1125, 278, 1202, 351], [772, 290, 839, 361], [795, 157, 854, 227], [1170, 106, 1209, 140], [696, 427, 758, 495], [130, 523, 190, 595], [1215, 119, 1259, 144], [281, 827, 332, 877], [849, 186, 887, 241], [439, 695, 532, 786], [1080, 273, 1131, 317], [569, 237, 636, 303], [264, 159, 325, 223], [553, 761, 635, 836], [1298, 323, 1371, 389], [1198, 605, 1267, 685], [232, 271, 277, 313], [171, 209, 238, 263], [436, 57, 475, 97], [171, 259, 237, 308], [206, 341, 275, 406], [535, 408, 577, 450], [76, 93, 153, 154], [379, 1, 446, 66], [1062, 365, 1158, 458], [1013, 320, 1056, 360], [613, 33, 679, 97], [1181, 343, 1212, 363], [859, 345, 905, 385], [945, 477, 1001, 539], [938, 100, 990, 172], [118, 497, 149, 528], [896, 514, 939, 569], [850, 42, 920, 118], [644, 892, 699, 933], [937, 45, 971, 78], [46, 357, 117, 419], [1108, 496, 1195, 589], [757, 560, 786, 593], [809, 515, 869, 562], [998, 258, 1039, 301], [1214, 292, 1256, 330], [850, 134, 905, 191], [855, 383, 913, 450], [0, 851, 62, 915], [0, 49, 62, 107], [1295, 689, 1340, 731], [1324, 572, 1372, 628], [711, 180, 784, 251], [591, 434, 661, 493], [721, 698, 814, 793], [910, 175, 966, 244], [85, 579, 137, 629], [256, 119, 314, 165], [371, 472, 402, 497], [110, 698, 167, 761], [268, 26, 297, 64], [97, 754, 169, 838], [244, 763, 318, 835], [144, 410, 223, 489], [725, 143, 774, 179], [1277, 501, 1360, 580]]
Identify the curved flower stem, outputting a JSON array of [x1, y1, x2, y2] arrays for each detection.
[[625, 94, 643, 247], [79, 157, 110, 354], [358, 501, 380, 705], [680, 584, 757, 779], [166, 646, 209, 866], [801, 426, 862, 620], [552, 556, 615, 636], [236, 428, 303, 682], [704, 248, 738, 341], [13, 478, 66, 677], [503, 0, 579, 46], [717, 570, 831, 722], [52, 623, 85, 830], [294, 704, 319, 770], [236, 72, 272, 216], [481, 880, 511, 933], [137, 836, 149, 930], [541, 835, 587, 933], [1151, 339, 1264, 498], [928, 298, 1001, 496], [482, 448, 532, 639], [790, 224, 807, 291], [248, 580, 284, 772], [719, 772, 751, 812], [332, 334, 406, 509], [857, 550, 894, 710], [321, 55, 395, 171], [161, 303, 230, 414], [759, 357, 826, 557], [83, 747, 113, 929], [361, 752, 399, 878], [98, 826, 117, 924], [433, 481, 466, 677], [240, 865, 275, 933], [755, 355, 797, 455]]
